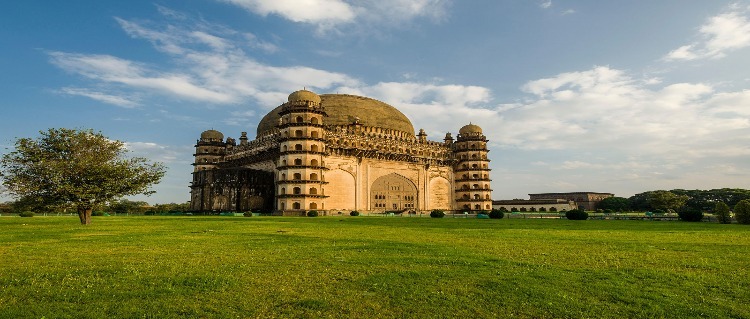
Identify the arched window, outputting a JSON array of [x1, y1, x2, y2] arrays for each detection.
[[295, 130, 303, 137], [296, 116, 304, 123], [282, 160, 287, 166], [472, 164, 478, 168], [520, 207, 527, 212], [309, 202, 317, 209], [462, 174, 468, 179], [484, 184, 489, 189], [472, 174, 479, 179], [280, 202, 285, 210], [292, 202, 300, 209], [280, 188, 286, 195], [311, 131, 319, 138], [293, 173, 301, 180], [463, 194, 469, 199], [282, 145, 288, 152], [309, 187, 317, 195], [310, 144, 319, 152], [281, 173, 286, 180], [311, 117, 319, 124], [485, 194, 490, 199], [310, 159, 319, 166], [293, 187, 301, 195], [294, 159, 302, 165], [472, 184, 479, 189], [462, 185, 469, 190], [295, 144, 303, 151], [463, 204, 470, 210], [471, 154, 478, 159], [485, 204, 491, 210], [474, 204, 480, 210], [550, 207, 557, 212], [310, 173, 318, 180]]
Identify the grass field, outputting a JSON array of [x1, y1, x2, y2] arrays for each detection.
[[1, 216, 749, 318]]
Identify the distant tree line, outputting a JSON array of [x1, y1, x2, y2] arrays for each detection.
[[593, 188, 750, 223], [0, 198, 190, 216]]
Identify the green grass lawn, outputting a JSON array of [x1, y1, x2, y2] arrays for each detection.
[[1, 216, 748, 318]]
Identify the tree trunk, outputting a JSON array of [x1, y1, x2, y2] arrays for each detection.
[[78, 207, 92, 225]]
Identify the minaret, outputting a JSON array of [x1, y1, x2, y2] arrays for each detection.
[[193, 129, 226, 172], [190, 129, 226, 211], [453, 123, 493, 211], [275, 90, 328, 215]]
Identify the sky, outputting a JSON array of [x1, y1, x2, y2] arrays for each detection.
[[2, 0, 750, 204]]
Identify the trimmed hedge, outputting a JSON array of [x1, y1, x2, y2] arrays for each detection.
[[678, 209, 704, 222], [489, 209, 504, 219], [430, 210, 445, 218], [19, 211, 34, 217], [565, 209, 588, 220], [349, 211, 360, 216], [306, 210, 319, 217]]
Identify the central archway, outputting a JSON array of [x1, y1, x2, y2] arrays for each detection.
[[370, 173, 417, 211]]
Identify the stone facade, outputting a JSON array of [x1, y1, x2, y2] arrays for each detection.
[[189, 90, 492, 215], [528, 192, 614, 211], [492, 199, 577, 212]]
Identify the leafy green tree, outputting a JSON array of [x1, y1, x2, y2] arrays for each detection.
[[734, 200, 750, 225], [0, 128, 165, 224], [647, 190, 689, 213], [597, 197, 629, 212], [714, 202, 732, 224], [109, 199, 149, 215]]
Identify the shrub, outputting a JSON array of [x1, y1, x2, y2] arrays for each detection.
[[349, 211, 360, 216], [243, 211, 253, 217], [488, 209, 504, 219], [678, 208, 704, 222], [306, 210, 318, 217], [734, 200, 750, 224], [714, 202, 731, 224], [144, 210, 156, 216], [92, 211, 105, 216], [18, 211, 34, 217], [430, 210, 445, 218], [565, 209, 588, 220]]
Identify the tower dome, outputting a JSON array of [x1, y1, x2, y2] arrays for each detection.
[[288, 89, 322, 104], [459, 123, 483, 135], [200, 129, 224, 141]]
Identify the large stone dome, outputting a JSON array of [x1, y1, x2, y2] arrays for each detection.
[[200, 129, 224, 141], [256, 93, 415, 137], [459, 123, 483, 135]]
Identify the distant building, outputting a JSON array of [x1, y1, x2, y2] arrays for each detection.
[[528, 192, 614, 211], [492, 199, 577, 212]]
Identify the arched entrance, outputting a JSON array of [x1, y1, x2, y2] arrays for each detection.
[[370, 173, 417, 211]]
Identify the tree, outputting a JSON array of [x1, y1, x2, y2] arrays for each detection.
[[109, 199, 149, 215], [647, 190, 689, 213], [0, 128, 165, 224], [597, 196, 630, 212], [734, 200, 750, 225], [714, 202, 732, 224]]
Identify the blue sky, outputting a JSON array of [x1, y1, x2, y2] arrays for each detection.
[[2, 0, 750, 204]]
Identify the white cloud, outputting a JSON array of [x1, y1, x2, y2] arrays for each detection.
[[665, 7, 750, 61], [540, 1, 552, 9], [220, 0, 450, 34], [58, 87, 140, 108], [49, 13, 359, 108], [124, 142, 191, 164]]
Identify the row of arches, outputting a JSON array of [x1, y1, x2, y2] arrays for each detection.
[[283, 129, 322, 139], [282, 144, 322, 152], [461, 194, 492, 200], [459, 184, 490, 190], [279, 202, 319, 210], [280, 186, 321, 195], [462, 204, 492, 210], [280, 158, 321, 167], [280, 172, 320, 181]]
